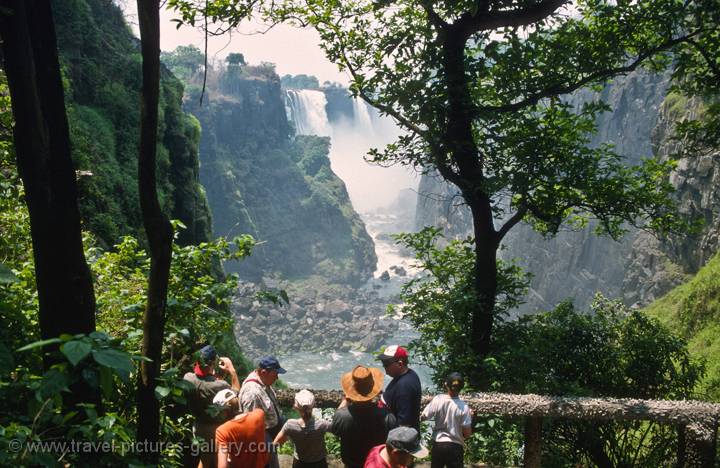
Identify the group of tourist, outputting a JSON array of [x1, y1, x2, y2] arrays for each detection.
[[184, 344, 473, 468]]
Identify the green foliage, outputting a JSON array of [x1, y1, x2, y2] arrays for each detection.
[[0, 81, 38, 373], [161, 44, 206, 80], [225, 52, 246, 66], [397, 229, 703, 466], [52, 0, 212, 247], [0, 333, 141, 466], [281, 74, 320, 89], [0, 222, 255, 465], [645, 251, 720, 401], [392, 227, 529, 388], [670, 5, 719, 153], [493, 297, 701, 467], [2, 139, 253, 465], [91, 229, 255, 372]]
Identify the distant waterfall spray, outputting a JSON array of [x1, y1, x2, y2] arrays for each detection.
[[284, 87, 416, 213], [285, 89, 333, 137], [351, 97, 374, 135]]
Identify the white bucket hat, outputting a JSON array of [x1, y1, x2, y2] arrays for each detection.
[[213, 388, 237, 406], [294, 389, 315, 409]]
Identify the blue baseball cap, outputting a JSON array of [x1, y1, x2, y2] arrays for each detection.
[[258, 356, 286, 374], [198, 345, 217, 364]]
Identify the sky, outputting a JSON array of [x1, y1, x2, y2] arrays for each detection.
[[121, 2, 349, 84]]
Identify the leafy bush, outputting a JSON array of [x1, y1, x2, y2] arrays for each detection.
[[395, 227, 703, 467]]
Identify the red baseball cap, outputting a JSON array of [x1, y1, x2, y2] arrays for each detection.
[[378, 344, 408, 361]]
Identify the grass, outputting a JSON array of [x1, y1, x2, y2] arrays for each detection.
[[644, 252, 720, 401]]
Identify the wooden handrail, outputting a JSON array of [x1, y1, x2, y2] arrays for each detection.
[[274, 388, 720, 467]]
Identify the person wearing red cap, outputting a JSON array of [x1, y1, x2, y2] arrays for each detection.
[[377, 345, 422, 431]]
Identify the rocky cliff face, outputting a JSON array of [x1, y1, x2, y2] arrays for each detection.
[[185, 71, 376, 284], [415, 70, 679, 313], [622, 95, 720, 305]]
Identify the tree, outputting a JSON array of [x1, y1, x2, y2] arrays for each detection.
[[135, 0, 174, 461], [161, 44, 206, 79], [254, 0, 711, 370], [670, 8, 720, 155], [395, 228, 703, 466], [0, 0, 97, 398], [226, 52, 246, 66], [167, 0, 711, 371]]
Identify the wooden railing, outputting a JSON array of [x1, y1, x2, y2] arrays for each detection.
[[275, 389, 720, 467]]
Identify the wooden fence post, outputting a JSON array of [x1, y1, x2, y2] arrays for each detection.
[[523, 416, 542, 468], [682, 419, 717, 468]]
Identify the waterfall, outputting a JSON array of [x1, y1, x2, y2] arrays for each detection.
[[284, 86, 416, 213], [285, 89, 333, 137], [351, 97, 374, 135]]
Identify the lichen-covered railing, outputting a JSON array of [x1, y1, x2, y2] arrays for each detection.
[[275, 389, 720, 467]]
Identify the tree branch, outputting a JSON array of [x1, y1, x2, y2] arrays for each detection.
[[322, 16, 428, 140], [456, 0, 568, 38], [418, 0, 447, 30], [686, 37, 720, 78], [479, 31, 701, 114], [496, 201, 528, 242]]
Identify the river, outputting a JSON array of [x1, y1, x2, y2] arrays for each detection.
[[277, 210, 434, 391]]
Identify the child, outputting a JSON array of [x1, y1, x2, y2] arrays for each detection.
[[421, 372, 473, 468], [273, 389, 332, 468]]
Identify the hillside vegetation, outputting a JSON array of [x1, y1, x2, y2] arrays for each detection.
[[53, 0, 212, 246], [644, 252, 720, 400]]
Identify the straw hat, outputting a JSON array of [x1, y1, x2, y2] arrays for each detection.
[[340, 365, 384, 402]]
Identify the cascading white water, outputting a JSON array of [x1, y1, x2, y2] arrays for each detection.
[[285, 89, 333, 137], [351, 96, 374, 135]]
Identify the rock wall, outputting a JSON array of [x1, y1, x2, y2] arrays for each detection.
[[622, 95, 720, 305], [414, 70, 678, 313], [185, 72, 376, 284], [54, 0, 212, 246]]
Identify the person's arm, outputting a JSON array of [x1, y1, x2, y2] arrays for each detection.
[[216, 428, 229, 468], [218, 357, 240, 390], [461, 405, 473, 439], [273, 428, 288, 446], [217, 447, 228, 468], [420, 397, 435, 422]]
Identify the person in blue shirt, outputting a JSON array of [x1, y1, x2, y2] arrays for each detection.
[[377, 345, 422, 430]]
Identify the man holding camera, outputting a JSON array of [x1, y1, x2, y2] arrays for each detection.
[[184, 344, 241, 468]]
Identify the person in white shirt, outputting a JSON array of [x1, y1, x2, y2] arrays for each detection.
[[420, 372, 473, 468]]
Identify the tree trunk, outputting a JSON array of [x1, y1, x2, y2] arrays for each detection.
[[469, 196, 499, 361], [439, 27, 499, 369], [0, 1, 96, 371], [135, 0, 173, 463]]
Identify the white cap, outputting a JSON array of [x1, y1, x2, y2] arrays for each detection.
[[294, 389, 315, 408], [213, 388, 237, 406]]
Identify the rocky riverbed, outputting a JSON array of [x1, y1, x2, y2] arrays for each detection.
[[232, 279, 404, 360]]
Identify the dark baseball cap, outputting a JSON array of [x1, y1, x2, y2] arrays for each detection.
[[386, 426, 429, 458], [198, 345, 217, 364], [445, 372, 465, 390], [258, 356, 286, 374]]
